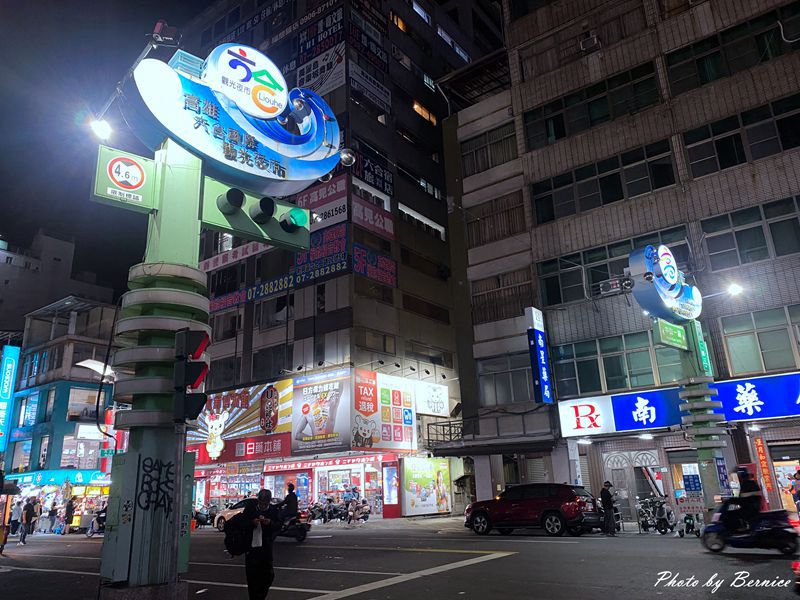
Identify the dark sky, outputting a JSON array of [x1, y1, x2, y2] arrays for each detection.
[[0, 0, 215, 295]]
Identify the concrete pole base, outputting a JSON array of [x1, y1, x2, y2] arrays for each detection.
[[99, 582, 187, 600]]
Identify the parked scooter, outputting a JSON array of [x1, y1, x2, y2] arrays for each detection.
[[85, 510, 106, 538], [702, 499, 798, 555], [193, 505, 210, 528], [655, 501, 677, 535], [347, 499, 371, 524], [678, 511, 702, 538]]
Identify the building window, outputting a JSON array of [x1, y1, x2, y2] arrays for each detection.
[[390, 11, 407, 32], [60, 436, 100, 470], [213, 17, 226, 39], [461, 123, 518, 177], [554, 331, 661, 398], [252, 344, 292, 380], [355, 276, 394, 304], [666, 5, 800, 96], [412, 100, 437, 126], [722, 305, 800, 375], [200, 27, 212, 47], [227, 6, 240, 30], [11, 440, 31, 472], [466, 191, 526, 247], [538, 225, 688, 306], [400, 247, 441, 279], [355, 328, 396, 354], [423, 73, 435, 90], [398, 204, 446, 241], [684, 92, 800, 178], [45, 388, 55, 421], [210, 356, 237, 390], [254, 294, 294, 329], [212, 311, 239, 341], [405, 341, 454, 368], [533, 139, 674, 225], [702, 195, 800, 270], [397, 165, 443, 199], [478, 354, 533, 406], [402, 294, 450, 323], [472, 268, 533, 325], [216, 232, 234, 253], [524, 62, 659, 150], [67, 388, 104, 421], [38, 435, 50, 470], [16, 393, 39, 427], [437, 25, 470, 62], [412, 1, 431, 25]]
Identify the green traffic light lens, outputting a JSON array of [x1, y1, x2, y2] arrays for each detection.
[[289, 207, 308, 228]]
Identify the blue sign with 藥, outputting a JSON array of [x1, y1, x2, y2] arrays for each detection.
[[714, 371, 800, 422], [611, 387, 684, 432], [0, 345, 20, 453]]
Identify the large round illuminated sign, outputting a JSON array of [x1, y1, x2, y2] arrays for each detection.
[[203, 44, 289, 119], [629, 244, 702, 323]]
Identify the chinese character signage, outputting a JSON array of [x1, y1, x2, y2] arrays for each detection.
[[714, 371, 800, 422], [123, 42, 340, 196], [292, 368, 351, 455], [352, 370, 418, 452], [297, 6, 344, 65], [352, 196, 395, 240], [296, 41, 346, 98], [209, 272, 295, 313], [264, 453, 396, 472], [310, 196, 348, 232], [200, 241, 271, 272], [353, 243, 397, 288], [349, 62, 391, 115], [753, 437, 775, 493], [629, 244, 702, 323], [186, 379, 294, 462], [401, 457, 451, 517], [347, 21, 388, 71], [351, 142, 393, 197], [295, 174, 348, 209], [294, 222, 349, 286], [527, 307, 553, 404], [219, 1, 296, 46], [0, 345, 20, 453]]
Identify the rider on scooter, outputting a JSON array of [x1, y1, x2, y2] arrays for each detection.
[[277, 483, 299, 524], [724, 468, 762, 532]]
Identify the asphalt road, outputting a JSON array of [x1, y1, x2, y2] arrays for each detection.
[[0, 518, 797, 600]]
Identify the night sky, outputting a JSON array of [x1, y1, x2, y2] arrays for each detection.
[[0, 0, 215, 295]]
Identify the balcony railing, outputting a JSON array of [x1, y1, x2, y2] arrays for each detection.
[[427, 410, 553, 448]]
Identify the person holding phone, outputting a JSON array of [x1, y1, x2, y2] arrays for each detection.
[[242, 489, 280, 600]]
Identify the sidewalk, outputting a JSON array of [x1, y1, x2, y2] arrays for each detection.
[[310, 514, 463, 531]]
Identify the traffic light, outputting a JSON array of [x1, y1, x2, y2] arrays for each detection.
[[174, 328, 210, 422], [201, 177, 311, 251]]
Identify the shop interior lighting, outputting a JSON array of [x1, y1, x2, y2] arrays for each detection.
[[576, 438, 593, 445]]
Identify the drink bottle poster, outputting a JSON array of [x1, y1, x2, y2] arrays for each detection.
[[292, 368, 351, 455]]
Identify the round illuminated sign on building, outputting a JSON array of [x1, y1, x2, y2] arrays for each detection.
[[203, 44, 289, 120], [629, 244, 702, 323]]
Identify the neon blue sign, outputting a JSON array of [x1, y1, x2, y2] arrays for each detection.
[[629, 244, 702, 323], [527, 308, 553, 404], [0, 345, 20, 453], [122, 43, 341, 197], [715, 371, 800, 422]]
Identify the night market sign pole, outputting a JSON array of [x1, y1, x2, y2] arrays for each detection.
[[629, 244, 729, 515], [91, 39, 347, 598]]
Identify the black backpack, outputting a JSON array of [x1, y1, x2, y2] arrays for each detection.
[[223, 512, 252, 557]]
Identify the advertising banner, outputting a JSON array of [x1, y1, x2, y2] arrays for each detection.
[[715, 371, 800, 422], [311, 196, 348, 232], [200, 241, 271, 272], [294, 222, 349, 286], [349, 62, 392, 115], [298, 7, 345, 67], [210, 272, 296, 313], [187, 379, 294, 462], [7, 469, 111, 487], [295, 174, 348, 209], [351, 141, 393, 197], [265, 454, 396, 472], [754, 437, 775, 493], [353, 243, 397, 288], [352, 196, 395, 240], [0, 345, 20, 453], [188, 432, 290, 465], [296, 41, 346, 98], [292, 368, 351, 455], [347, 22, 388, 71], [352, 370, 417, 452], [415, 380, 450, 417], [401, 457, 451, 516]]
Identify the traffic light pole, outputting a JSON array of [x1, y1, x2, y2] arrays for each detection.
[[100, 138, 207, 599]]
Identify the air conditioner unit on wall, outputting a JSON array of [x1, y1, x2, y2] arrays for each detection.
[[598, 278, 622, 297], [579, 34, 601, 53]]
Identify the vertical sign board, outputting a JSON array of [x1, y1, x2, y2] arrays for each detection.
[[526, 307, 553, 404], [753, 437, 775, 493], [178, 452, 196, 572], [0, 345, 20, 453]]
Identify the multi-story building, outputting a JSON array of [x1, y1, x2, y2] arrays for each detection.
[[2, 296, 116, 525], [177, 0, 502, 514], [0, 230, 113, 332], [439, 0, 800, 515]]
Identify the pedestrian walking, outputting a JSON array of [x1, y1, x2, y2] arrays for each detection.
[[48, 502, 58, 533], [19, 498, 34, 545], [242, 489, 280, 600], [32, 498, 42, 533], [62, 497, 75, 535], [10, 500, 22, 536], [601, 481, 616, 537]]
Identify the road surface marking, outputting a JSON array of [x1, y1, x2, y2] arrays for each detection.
[[304, 544, 500, 554], [184, 579, 333, 593], [189, 561, 402, 575], [0, 565, 99, 576], [356, 536, 581, 544], [310, 552, 514, 600]]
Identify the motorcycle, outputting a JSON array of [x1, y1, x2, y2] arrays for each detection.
[[655, 501, 677, 535], [193, 506, 210, 528], [702, 499, 798, 555], [636, 497, 659, 532], [274, 515, 310, 542], [347, 500, 371, 524], [678, 511, 702, 538], [85, 513, 106, 538], [308, 502, 327, 522]]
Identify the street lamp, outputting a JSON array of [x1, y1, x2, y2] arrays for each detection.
[[90, 119, 113, 141], [727, 282, 744, 296]]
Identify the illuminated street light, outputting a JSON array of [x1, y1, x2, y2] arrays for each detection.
[[90, 119, 112, 140], [727, 282, 744, 296]]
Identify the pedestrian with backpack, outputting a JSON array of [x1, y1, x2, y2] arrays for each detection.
[[241, 489, 280, 600]]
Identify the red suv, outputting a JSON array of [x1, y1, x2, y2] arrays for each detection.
[[464, 483, 600, 536]]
